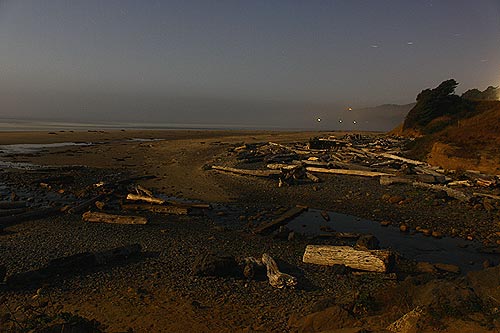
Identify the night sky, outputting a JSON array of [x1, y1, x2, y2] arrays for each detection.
[[0, 1, 499, 129]]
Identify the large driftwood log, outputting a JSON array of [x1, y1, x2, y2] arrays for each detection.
[[261, 253, 297, 288], [211, 165, 281, 177], [253, 206, 307, 234], [378, 153, 424, 165], [306, 167, 393, 177], [7, 244, 141, 287], [412, 182, 472, 202], [121, 203, 189, 215], [302, 245, 393, 273], [473, 192, 500, 200], [0, 201, 27, 209], [126, 193, 165, 204], [82, 211, 148, 225], [0, 207, 61, 225]]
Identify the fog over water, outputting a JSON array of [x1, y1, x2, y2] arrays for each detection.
[[1, 1, 499, 130]]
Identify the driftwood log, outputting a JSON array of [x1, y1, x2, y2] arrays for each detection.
[[211, 165, 281, 178], [82, 211, 148, 225], [7, 244, 141, 287], [242, 254, 297, 288], [126, 193, 165, 205], [262, 253, 297, 288], [0, 207, 61, 225], [412, 182, 472, 202], [121, 203, 188, 215], [379, 176, 414, 186], [378, 153, 425, 165], [302, 245, 393, 273], [306, 167, 393, 177], [253, 206, 307, 234]]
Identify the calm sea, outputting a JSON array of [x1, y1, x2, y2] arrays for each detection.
[[0, 119, 302, 131]]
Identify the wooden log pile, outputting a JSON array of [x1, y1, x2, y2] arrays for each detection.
[[207, 134, 500, 209]]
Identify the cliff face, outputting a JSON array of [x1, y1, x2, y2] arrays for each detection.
[[399, 100, 500, 174]]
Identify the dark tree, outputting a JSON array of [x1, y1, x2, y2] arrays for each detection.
[[462, 86, 499, 101], [403, 79, 470, 133]]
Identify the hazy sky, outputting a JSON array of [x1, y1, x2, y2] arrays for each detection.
[[0, 0, 499, 129]]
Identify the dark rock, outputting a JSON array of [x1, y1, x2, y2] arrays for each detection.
[[288, 305, 360, 332], [192, 252, 240, 277], [467, 265, 500, 306], [0, 265, 6, 282], [356, 234, 380, 250]]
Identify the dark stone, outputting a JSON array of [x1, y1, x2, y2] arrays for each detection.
[[192, 252, 240, 277], [0, 265, 6, 282], [356, 234, 380, 250]]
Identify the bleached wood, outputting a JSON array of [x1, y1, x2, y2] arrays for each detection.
[[412, 182, 471, 202], [378, 152, 424, 165], [302, 245, 392, 273], [261, 253, 297, 288], [126, 193, 165, 205]]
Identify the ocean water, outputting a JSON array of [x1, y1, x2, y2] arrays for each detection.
[[0, 119, 299, 132]]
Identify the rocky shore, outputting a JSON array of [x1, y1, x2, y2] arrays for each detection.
[[1, 130, 499, 332]]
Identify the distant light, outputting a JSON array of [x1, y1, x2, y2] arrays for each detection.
[[371, 44, 379, 48], [407, 41, 414, 45], [339, 119, 343, 123], [348, 107, 352, 111], [317, 118, 321, 122], [353, 120, 357, 124]]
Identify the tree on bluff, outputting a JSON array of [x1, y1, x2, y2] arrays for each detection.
[[462, 86, 499, 101], [403, 79, 470, 133]]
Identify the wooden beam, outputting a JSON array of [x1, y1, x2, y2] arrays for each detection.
[[302, 245, 393, 273]]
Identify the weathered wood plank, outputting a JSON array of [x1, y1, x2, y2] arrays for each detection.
[[302, 245, 393, 273]]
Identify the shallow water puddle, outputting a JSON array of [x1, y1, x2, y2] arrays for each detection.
[[287, 209, 499, 273]]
